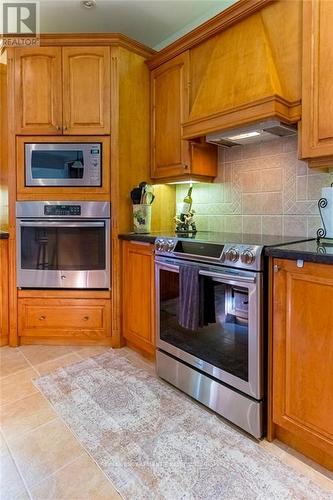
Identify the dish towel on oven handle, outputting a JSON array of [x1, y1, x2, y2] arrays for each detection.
[[178, 264, 216, 331]]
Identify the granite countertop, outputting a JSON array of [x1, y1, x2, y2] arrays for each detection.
[[0, 231, 9, 239], [119, 232, 160, 243], [118, 231, 313, 246], [265, 239, 333, 264]]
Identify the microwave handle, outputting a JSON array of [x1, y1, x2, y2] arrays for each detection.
[[19, 221, 105, 228], [199, 270, 256, 284]]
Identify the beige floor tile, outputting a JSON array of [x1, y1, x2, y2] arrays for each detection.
[[75, 346, 111, 359], [0, 430, 8, 451], [29, 452, 121, 500], [0, 368, 39, 406], [35, 352, 82, 376], [260, 440, 333, 491], [9, 418, 84, 488], [19, 345, 76, 366], [0, 392, 56, 441], [0, 445, 30, 500], [0, 347, 30, 378]]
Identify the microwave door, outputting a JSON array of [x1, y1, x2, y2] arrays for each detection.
[[25, 143, 100, 187]]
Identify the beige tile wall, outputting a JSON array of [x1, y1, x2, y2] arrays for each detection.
[[176, 136, 333, 237]]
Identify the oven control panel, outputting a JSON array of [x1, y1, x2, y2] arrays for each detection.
[[44, 205, 81, 216], [155, 238, 262, 271]]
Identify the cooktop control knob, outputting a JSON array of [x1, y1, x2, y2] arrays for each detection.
[[226, 247, 239, 262], [241, 248, 255, 265], [155, 239, 164, 252], [167, 240, 174, 251]]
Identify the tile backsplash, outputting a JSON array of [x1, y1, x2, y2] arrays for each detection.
[[176, 136, 333, 237]]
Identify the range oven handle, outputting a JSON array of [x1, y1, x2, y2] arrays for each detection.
[[199, 270, 256, 283], [18, 221, 105, 228], [156, 260, 256, 284]]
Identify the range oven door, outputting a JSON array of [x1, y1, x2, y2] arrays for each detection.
[[156, 257, 263, 400], [17, 219, 110, 289], [25, 142, 101, 187]]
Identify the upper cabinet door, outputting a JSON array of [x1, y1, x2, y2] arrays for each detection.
[[15, 48, 62, 135], [301, 0, 333, 166], [62, 47, 110, 135], [151, 51, 190, 179]]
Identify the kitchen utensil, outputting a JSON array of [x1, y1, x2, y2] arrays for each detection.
[[131, 187, 142, 204]]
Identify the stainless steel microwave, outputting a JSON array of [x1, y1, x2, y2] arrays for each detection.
[[25, 142, 102, 187]]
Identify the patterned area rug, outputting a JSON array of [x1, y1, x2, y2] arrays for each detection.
[[35, 350, 332, 500]]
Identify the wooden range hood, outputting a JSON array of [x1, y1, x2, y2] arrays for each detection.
[[182, 1, 302, 140]]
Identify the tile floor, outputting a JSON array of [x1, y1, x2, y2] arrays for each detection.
[[0, 344, 332, 499]]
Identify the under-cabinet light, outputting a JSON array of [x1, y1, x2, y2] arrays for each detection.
[[226, 131, 261, 141]]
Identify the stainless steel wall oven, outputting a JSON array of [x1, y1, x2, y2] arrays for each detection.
[[16, 201, 110, 289]]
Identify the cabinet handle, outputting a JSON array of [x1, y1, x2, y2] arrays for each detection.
[[83, 316, 89, 321], [39, 315, 46, 321]]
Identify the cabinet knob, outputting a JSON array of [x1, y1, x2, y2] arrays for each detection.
[[83, 316, 89, 321], [183, 164, 189, 170], [273, 264, 281, 273], [56, 125, 60, 131], [64, 125, 68, 131], [39, 315, 46, 321]]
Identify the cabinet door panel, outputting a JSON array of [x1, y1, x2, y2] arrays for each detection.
[[122, 242, 155, 355], [15, 48, 62, 134], [63, 47, 110, 135], [151, 52, 190, 179], [273, 260, 333, 459], [301, 0, 333, 162]]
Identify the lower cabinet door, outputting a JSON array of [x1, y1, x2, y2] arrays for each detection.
[[272, 259, 333, 468], [18, 298, 111, 343], [122, 241, 155, 356]]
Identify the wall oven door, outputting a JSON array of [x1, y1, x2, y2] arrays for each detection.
[[25, 142, 102, 187], [156, 257, 263, 400], [17, 219, 110, 289]]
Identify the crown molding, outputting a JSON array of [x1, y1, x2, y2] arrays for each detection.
[[1, 33, 155, 58]]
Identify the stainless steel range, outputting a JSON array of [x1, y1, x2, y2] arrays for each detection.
[[154, 232, 311, 438]]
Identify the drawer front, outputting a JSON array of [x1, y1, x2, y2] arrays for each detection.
[[19, 298, 111, 338], [26, 306, 103, 329]]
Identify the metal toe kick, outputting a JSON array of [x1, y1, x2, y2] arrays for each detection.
[[156, 350, 263, 439]]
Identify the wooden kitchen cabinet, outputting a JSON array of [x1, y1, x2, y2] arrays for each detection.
[[15, 47, 62, 135], [63, 47, 110, 135], [15, 46, 110, 135], [150, 51, 217, 181], [271, 258, 333, 470], [0, 239, 9, 346], [301, 0, 333, 168], [122, 240, 155, 357]]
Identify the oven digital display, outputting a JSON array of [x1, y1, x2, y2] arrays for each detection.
[[174, 241, 224, 258], [44, 205, 81, 216]]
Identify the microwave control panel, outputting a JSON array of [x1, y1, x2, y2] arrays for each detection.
[[44, 205, 81, 216]]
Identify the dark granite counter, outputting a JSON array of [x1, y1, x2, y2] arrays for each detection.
[[265, 239, 333, 264], [119, 231, 312, 246], [0, 231, 9, 240]]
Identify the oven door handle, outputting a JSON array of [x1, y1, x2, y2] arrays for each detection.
[[18, 221, 105, 228], [199, 270, 256, 283]]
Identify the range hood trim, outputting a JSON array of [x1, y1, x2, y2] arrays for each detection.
[[182, 95, 301, 141]]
